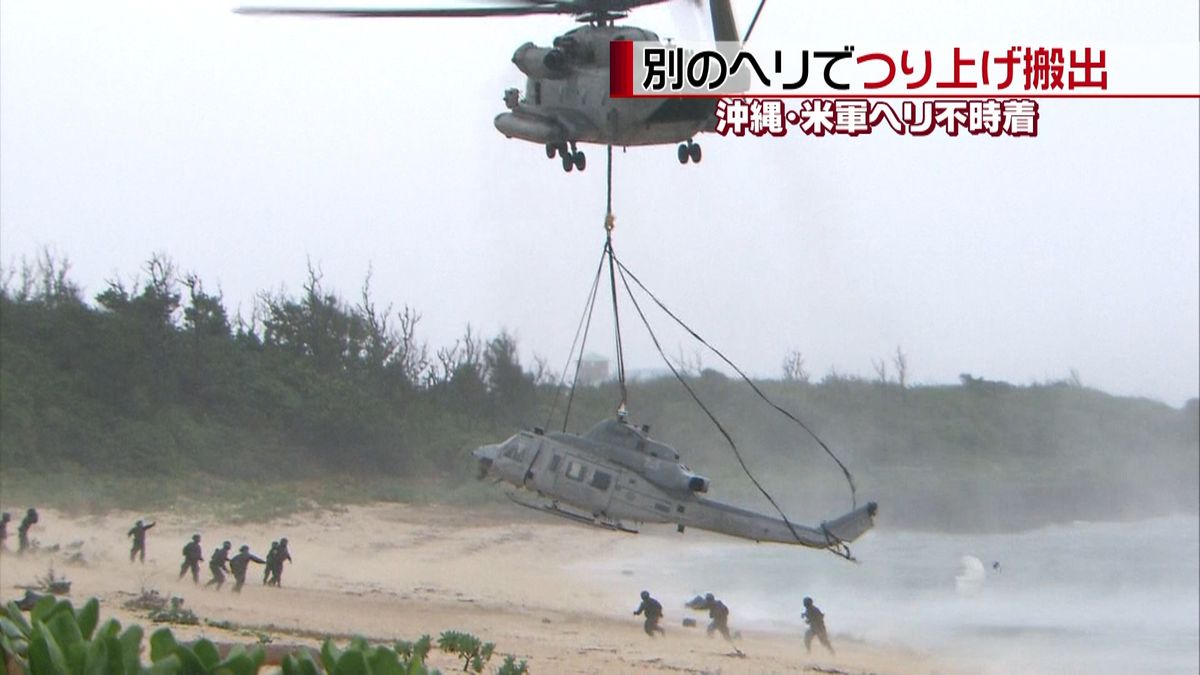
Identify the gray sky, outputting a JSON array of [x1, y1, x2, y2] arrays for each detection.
[[2, 0, 1197, 405]]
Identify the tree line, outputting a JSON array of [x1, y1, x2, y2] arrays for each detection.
[[2, 251, 1195, 529], [0, 252, 540, 478]]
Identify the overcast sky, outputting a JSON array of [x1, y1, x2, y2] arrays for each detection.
[[1, 0, 1197, 406]]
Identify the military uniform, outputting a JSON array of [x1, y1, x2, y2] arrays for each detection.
[[229, 546, 266, 593], [262, 542, 278, 585], [18, 508, 38, 553], [802, 597, 834, 655], [268, 538, 292, 587], [179, 536, 204, 584], [634, 591, 666, 637], [0, 513, 10, 551], [707, 598, 731, 640], [205, 542, 232, 590], [127, 520, 156, 563]]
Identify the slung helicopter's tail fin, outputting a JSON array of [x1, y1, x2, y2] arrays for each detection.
[[821, 502, 878, 544], [709, 0, 739, 43]]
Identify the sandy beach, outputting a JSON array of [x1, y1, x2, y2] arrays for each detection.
[[0, 503, 947, 674]]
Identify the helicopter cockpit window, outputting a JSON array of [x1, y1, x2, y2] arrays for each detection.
[[501, 438, 521, 460], [565, 460, 589, 482], [589, 471, 612, 491]]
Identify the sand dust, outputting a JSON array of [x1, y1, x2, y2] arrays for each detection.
[[0, 503, 951, 674]]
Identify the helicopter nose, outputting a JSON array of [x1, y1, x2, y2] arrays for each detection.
[[473, 444, 499, 479]]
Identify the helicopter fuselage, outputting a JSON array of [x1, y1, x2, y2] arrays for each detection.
[[474, 417, 878, 550], [494, 24, 715, 168]]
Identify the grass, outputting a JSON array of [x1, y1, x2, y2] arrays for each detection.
[[0, 468, 504, 522]]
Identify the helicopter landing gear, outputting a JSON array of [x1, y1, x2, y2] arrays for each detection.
[[556, 142, 586, 172], [678, 139, 702, 165]]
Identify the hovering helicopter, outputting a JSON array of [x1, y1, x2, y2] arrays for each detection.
[[235, 0, 765, 172], [474, 413, 878, 553]]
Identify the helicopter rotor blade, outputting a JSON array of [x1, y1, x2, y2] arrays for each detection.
[[235, 0, 672, 19], [235, 2, 567, 19]]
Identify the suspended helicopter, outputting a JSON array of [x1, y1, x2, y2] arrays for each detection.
[[235, 0, 767, 172], [473, 412, 878, 554]]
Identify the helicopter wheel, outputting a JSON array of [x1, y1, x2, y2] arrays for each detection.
[[689, 142, 702, 163], [545, 143, 557, 159], [561, 153, 574, 172], [573, 151, 586, 172], [678, 143, 690, 164]]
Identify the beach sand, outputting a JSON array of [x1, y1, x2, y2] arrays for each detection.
[[0, 503, 949, 674]]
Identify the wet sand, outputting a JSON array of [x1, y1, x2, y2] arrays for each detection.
[[0, 503, 948, 674]]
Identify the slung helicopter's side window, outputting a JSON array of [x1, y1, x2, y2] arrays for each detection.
[[565, 460, 588, 482], [589, 470, 612, 491]]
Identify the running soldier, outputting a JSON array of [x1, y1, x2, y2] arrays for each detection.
[[707, 596, 731, 641], [229, 545, 266, 593], [262, 541, 278, 585], [205, 541, 233, 590], [18, 508, 38, 554], [178, 534, 204, 584], [127, 519, 156, 563], [0, 512, 10, 551], [268, 537, 292, 587], [802, 597, 835, 655], [633, 591, 666, 637]]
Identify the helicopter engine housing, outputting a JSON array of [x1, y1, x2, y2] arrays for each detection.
[[513, 42, 570, 80]]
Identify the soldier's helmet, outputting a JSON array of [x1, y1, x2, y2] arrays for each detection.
[[803, 597, 813, 606], [240, 545, 250, 552], [27, 508, 37, 516], [222, 541, 231, 548], [705, 593, 714, 602], [1, 513, 10, 521], [192, 534, 201, 542], [640, 590, 649, 600], [136, 520, 143, 526], [280, 537, 288, 545]]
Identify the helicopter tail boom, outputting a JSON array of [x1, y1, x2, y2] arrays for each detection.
[[684, 498, 878, 549]]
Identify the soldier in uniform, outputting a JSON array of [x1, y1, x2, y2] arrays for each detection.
[[0, 512, 10, 551], [205, 541, 233, 590], [262, 541, 279, 585], [127, 519, 156, 563], [802, 597, 835, 655], [229, 545, 266, 593], [178, 534, 204, 584], [707, 595, 732, 641], [18, 508, 39, 554], [269, 537, 292, 587], [633, 590, 666, 637]]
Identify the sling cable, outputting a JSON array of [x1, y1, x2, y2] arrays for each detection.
[[543, 145, 862, 560]]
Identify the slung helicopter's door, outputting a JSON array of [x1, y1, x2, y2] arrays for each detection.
[[552, 454, 616, 515]]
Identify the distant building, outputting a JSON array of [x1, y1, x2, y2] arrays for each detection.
[[578, 353, 610, 386]]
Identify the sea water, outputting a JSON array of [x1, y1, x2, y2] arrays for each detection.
[[588, 515, 1200, 674]]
